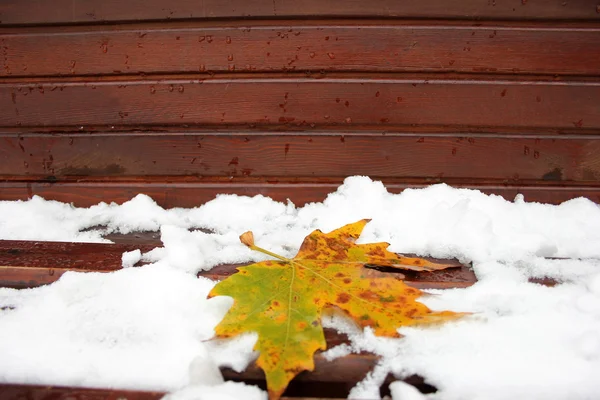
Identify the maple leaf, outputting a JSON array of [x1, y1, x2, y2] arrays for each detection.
[[208, 219, 463, 399]]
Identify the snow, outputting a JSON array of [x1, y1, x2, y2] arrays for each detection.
[[163, 381, 267, 400], [1, 176, 599, 400], [389, 381, 426, 400], [121, 249, 142, 268], [0, 265, 232, 391]]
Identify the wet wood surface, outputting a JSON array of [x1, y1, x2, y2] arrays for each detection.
[[0, 376, 424, 400], [1, 2, 599, 211], [0, 239, 475, 289], [0, 384, 165, 400], [2, 22, 599, 77], [2, 78, 599, 129], [2, 0, 599, 25], [2, 180, 600, 208], [1, 133, 599, 181], [0, 381, 363, 400]]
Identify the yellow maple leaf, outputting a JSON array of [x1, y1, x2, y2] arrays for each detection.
[[209, 219, 463, 399]]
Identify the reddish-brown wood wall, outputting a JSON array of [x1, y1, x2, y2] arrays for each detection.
[[1, 0, 600, 207]]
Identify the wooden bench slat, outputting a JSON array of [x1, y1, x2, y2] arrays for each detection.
[[2, 79, 599, 129], [2, 180, 600, 207], [0, 239, 476, 289], [0, 384, 351, 400], [0, 240, 156, 272], [2, 24, 598, 77], [0, 384, 164, 400], [0, 385, 348, 400], [1, 0, 599, 25], [1, 134, 599, 182]]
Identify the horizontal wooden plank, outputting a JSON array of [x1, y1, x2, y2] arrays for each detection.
[[1, 0, 599, 25], [2, 79, 600, 129], [1, 264, 475, 290], [1, 180, 600, 207], [2, 24, 599, 77], [0, 384, 164, 400], [0, 239, 474, 289], [1, 133, 600, 181], [0, 379, 378, 399], [0, 366, 428, 399], [0, 240, 157, 272]]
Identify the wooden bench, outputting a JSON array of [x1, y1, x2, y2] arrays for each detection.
[[1, 0, 599, 398]]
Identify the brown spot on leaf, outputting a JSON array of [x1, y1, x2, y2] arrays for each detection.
[[336, 293, 350, 304], [359, 291, 377, 300], [299, 236, 318, 253], [367, 247, 386, 258]]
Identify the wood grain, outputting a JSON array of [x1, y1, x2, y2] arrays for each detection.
[[1, 79, 599, 129], [0, 369, 425, 400], [2, 180, 600, 207], [0, 381, 360, 400], [2, 24, 599, 77], [1, 0, 599, 25], [0, 239, 475, 289], [2, 133, 600, 181], [0, 240, 156, 272], [0, 384, 164, 400]]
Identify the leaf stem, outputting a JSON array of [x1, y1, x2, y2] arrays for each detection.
[[248, 245, 292, 263]]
